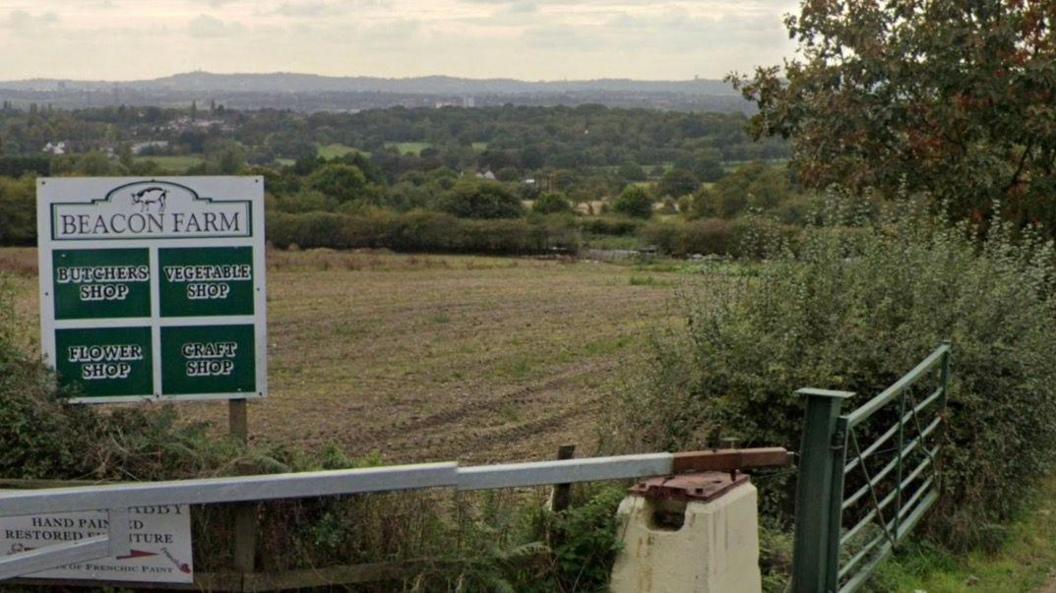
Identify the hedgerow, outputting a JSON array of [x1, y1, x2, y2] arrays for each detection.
[[608, 194, 1056, 549], [266, 209, 581, 255]]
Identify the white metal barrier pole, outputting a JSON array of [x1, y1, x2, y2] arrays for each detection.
[[0, 536, 110, 581], [0, 449, 789, 581]]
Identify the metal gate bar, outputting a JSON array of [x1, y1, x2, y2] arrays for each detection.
[[0, 447, 790, 581], [791, 342, 951, 593]]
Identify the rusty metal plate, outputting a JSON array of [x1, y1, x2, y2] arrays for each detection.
[[628, 471, 749, 503]]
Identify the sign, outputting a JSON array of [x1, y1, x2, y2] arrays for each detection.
[[37, 177, 267, 403], [0, 505, 193, 584]]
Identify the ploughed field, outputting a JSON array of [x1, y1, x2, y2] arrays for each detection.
[[1, 247, 684, 465]]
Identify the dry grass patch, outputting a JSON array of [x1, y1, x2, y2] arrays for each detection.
[[5, 247, 690, 465]]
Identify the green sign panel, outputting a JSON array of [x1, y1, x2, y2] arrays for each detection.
[[54, 326, 153, 398], [161, 325, 256, 396], [159, 247, 255, 317], [53, 248, 151, 320], [38, 177, 267, 403]]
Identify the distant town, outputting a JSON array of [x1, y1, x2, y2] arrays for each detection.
[[0, 71, 751, 113]]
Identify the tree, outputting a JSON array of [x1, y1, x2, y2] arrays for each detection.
[[731, 0, 1056, 229], [0, 176, 36, 244], [618, 161, 647, 182], [613, 186, 654, 219], [532, 192, 573, 215], [117, 143, 134, 170], [656, 168, 700, 198], [73, 151, 116, 176], [203, 140, 246, 175], [437, 179, 523, 219], [694, 162, 793, 219], [675, 150, 725, 182], [306, 163, 367, 203]]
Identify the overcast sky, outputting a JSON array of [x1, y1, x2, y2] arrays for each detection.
[[0, 0, 798, 81]]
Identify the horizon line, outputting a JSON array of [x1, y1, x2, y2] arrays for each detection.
[[0, 70, 728, 85]]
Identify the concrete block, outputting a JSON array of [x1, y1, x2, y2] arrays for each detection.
[[610, 479, 761, 593]]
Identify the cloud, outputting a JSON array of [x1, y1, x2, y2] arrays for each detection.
[[187, 14, 243, 38], [3, 10, 60, 31], [274, 1, 342, 17], [0, 0, 798, 81], [521, 25, 601, 51]]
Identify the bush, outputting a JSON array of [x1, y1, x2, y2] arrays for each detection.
[[577, 215, 642, 236], [532, 192, 573, 215], [0, 176, 36, 245], [641, 219, 727, 256], [618, 161, 647, 182], [608, 197, 1056, 548], [612, 186, 653, 219], [267, 209, 579, 255], [680, 218, 735, 255], [438, 179, 524, 219], [657, 168, 700, 198], [306, 163, 367, 203], [642, 216, 794, 258]]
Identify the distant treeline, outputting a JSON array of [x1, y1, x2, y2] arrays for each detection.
[[0, 102, 810, 256], [0, 103, 786, 178]]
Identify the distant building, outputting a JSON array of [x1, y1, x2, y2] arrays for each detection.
[[42, 141, 67, 155], [462, 96, 476, 108], [165, 117, 230, 131], [131, 140, 169, 155], [475, 169, 497, 181]]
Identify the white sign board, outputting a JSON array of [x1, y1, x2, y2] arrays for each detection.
[[1, 505, 193, 584], [36, 177, 267, 403]]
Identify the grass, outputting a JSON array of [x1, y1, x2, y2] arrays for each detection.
[[1, 247, 696, 466], [580, 234, 645, 250], [385, 141, 431, 156], [869, 476, 1056, 593], [134, 154, 204, 173], [318, 143, 362, 159], [627, 275, 673, 287]]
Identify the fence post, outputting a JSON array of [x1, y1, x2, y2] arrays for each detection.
[[792, 388, 854, 593], [550, 444, 576, 512], [229, 398, 257, 585]]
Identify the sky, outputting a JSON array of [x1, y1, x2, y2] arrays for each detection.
[[0, 0, 799, 81]]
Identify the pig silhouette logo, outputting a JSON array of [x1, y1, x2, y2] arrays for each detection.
[[130, 186, 168, 213]]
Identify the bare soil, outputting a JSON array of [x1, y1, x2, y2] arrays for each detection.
[[3, 248, 685, 465]]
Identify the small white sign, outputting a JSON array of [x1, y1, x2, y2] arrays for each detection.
[[0, 505, 193, 584]]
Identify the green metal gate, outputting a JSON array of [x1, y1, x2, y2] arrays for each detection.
[[791, 342, 951, 593]]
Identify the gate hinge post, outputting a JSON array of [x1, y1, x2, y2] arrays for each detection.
[[791, 388, 854, 593]]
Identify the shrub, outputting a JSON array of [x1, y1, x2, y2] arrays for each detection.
[[532, 192, 573, 215], [612, 186, 653, 219], [306, 163, 367, 203], [680, 218, 734, 255], [438, 179, 524, 219], [267, 209, 579, 255], [577, 216, 642, 236], [729, 214, 800, 259], [0, 176, 36, 245], [657, 168, 700, 198], [642, 216, 786, 258], [608, 196, 1056, 548], [639, 220, 682, 254]]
